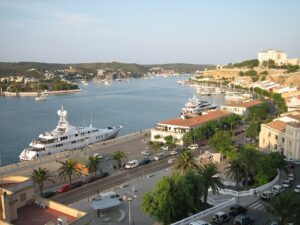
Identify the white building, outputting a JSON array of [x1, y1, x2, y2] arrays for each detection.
[[221, 100, 262, 117], [259, 111, 300, 160], [258, 49, 300, 66], [151, 110, 232, 145]]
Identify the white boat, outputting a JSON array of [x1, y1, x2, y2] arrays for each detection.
[[225, 92, 252, 101], [181, 94, 217, 115], [19, 106, 122, 161], [35, 92, 48, 101]]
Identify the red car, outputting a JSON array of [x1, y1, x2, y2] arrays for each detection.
[[57, 184, 71, 193]]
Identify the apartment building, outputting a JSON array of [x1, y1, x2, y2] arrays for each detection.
[[151, 110, 232, 145], [259, 111, 300, 160], [258, 49, 300, 66]]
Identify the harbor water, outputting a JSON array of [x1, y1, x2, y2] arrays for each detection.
[[0, 76, 225, 166]]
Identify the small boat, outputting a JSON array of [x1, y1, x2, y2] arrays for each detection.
[[35, 93, 48, 101]]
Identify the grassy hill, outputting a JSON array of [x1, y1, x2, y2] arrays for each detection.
[[0, 61, 214, 77]]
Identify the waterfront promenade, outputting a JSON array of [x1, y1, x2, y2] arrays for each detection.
[[0, 130, 150, 188]]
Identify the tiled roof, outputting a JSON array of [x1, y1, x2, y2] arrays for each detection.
[[264, 120, 287, 132], [224, 100, 262, 108], [158, 110, 232, 128]]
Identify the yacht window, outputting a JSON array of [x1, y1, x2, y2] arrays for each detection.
[[75, 134, 78, 137]]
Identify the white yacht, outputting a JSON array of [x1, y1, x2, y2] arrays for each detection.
[[35, 92, 48, 101], [19, 106, 122, 161], [181, 95, 217, 115]]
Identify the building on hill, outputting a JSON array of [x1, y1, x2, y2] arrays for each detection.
[[151, 110, 232, 145], [220, 100, 262, 117], [259, 111, 300, 160], [258, 49, 300, 66]]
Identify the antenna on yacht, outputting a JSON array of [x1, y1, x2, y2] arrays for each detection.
[[90, 112, 93, 128]]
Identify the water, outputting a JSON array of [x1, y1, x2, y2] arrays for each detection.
[[0, 76, 225, 166]]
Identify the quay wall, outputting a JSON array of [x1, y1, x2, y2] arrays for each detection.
[[0, 129, 150, 176], [3, 89, 81, 97]]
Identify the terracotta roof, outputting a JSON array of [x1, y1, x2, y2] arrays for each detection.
[[264, 120, 287, 132], [224, 100, 262, 108], [158, 110, 232, 128]]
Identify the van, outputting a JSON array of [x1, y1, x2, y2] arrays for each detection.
[[125, 160, 139, 169], [188, 144, 198, 150], [272, 184, 285, 194]]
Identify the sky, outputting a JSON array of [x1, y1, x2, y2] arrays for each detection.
[[0, 0, 299, 64]]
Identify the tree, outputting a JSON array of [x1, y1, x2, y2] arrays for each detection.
[[58, 159, 80, 184], [87, 155, 102, 177], [142, 172, 203, 225], [198, 163, 223, 208], [111, 150, 127, 169], [31, 167, 54, 196], [239, 145, 258, 187], [225, 158, 244, 191], [268, 190, 300, 225], [164, 135, 178, 149], [245, 120, 260, 143], [208, 131, 236, 158], [172, 150, 199, 174], [148, 141, 161, 153]]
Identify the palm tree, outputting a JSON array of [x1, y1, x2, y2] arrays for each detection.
[[198, 163, 223, 208], [172, 150, 199, 174], [58, 159, 80, 184], [31, 167, 54, 196], [87, 155, 102, 177], [225, 158, 244, 190], [239, 145, 258, 187], [111, 150, 127, 169], [148, 141, 161, 153], [267, 190, 300, 225]]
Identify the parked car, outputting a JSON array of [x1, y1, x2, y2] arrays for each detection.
[[125, 160, 139, 169], [141, 150, 151, 156], [288, 175, 295, 182], [282, 180, 292, 188], [188, 144, 198, 150], [189, 220, 211, 225], [294, 185, 300, 193], [154, 153, 166, 161], [139, 157, 151, 165], [264, 221, 279, 225], [168, 158, 176, 164], [57, 184, 72, 193], [161, 145, 169, 151], [93, 153, 103, 159], [169, 150, 178, 156], [85, 172, 109, 183], [229, 204, 247, 216], [234, 215, 254, 225], [212, 211, 230, 224], [42, 191, 56, 198], [293, 160, 300, 165], [272, 184, 285, 194], [260, 191, 278, 201], [70, 181, 84, 189]]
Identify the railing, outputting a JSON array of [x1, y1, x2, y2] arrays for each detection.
[[171, 198, 236, 225], [0, 129, 150, 175]]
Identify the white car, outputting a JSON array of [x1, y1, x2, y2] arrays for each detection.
[[93, 153, 103, 159], [272, 184, 285, 193], [169, 150, 178, 156], [294, 185, 300, 193], [168, 158, 176, 164], [282, 180, 292, 188], [125, 160, 139, 169], [188, 144, 198, 150], [141, 150, 151, 156], [154, 153, 165, 161], [161, 145, 169, 151], [293, 160, 300, 165]]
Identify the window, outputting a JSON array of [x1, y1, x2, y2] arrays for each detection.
[[282, 138, 285, 143], [268, 132, 271, 137], [274, 144, 277, 149], [20, 193, 26, 202], [275, 135, 278, 140]]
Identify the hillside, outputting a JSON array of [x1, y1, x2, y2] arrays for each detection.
[[0, 62, 214, 77]]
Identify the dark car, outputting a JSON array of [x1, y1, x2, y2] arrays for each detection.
[[86, 172, 109, 183], [71, 181, 84, 189], [234, 215, 254, 225], [260, 191, 278, 201], [212, 211, 230, 224], [229, 204, 247, 216], [139, 157, 151, 165], [57, 184, 72, 193], [42, 191, 56, 198]]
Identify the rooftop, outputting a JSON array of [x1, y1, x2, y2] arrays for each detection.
[[264, 120, 287, 132], [158, 110, 232, 128], [12, 205, 77, 225], [223, 100, 262, 108], [287, 122, 300, 128]]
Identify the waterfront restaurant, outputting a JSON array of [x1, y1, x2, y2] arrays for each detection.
[[151, 110, 232, 145]]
